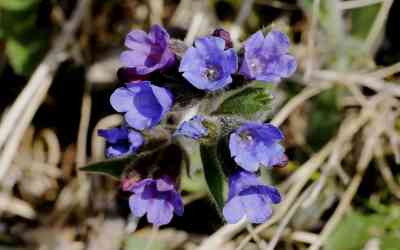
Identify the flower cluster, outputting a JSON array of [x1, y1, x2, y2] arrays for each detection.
[[98, 24, 296, 226]]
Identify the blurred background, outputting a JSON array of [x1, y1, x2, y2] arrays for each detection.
[[1, 0, 400, 249]]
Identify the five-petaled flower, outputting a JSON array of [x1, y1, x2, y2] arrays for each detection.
[[229, 122, 287, 172], [98, 126, 143, 158], [120, 24, 176, 75], [110, 81, 173, 131], [128, 176, 184, 226], [174, 115, 208, 140], [179, 36, 238, 91], [223, 169, 281, 224], [239, 30, 297, 83]]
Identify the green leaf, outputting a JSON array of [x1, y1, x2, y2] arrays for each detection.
[[325, 211, 400, 250], [0, 9, 38, 39], [5, 35, 47, 75], [307, 87, 343, 149], [214, 83, 273, 118], [124, 235, 166, 250], [181, 170, 207, 193], [80, 155, 139, 179], [350, 4, 380, 39], [200, 143, 226, 214], [0, 0, 40, 11]]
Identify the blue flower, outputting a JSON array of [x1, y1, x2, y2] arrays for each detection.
[[128, 176, 184, 226], [179, 36, 238, 91], [174, 115, 208, 139], [223, 170, 281, 224], [110, 81, 173, 131], [120, 25, 176, 75], [239, 30, 297, 83], [229, 122, 287, 172], [98, 126, 144, 158]]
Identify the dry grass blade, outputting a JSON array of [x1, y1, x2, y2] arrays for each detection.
[[265, 186, 313, 250], [339, 0, 383, 10], [0, 0, 92, 181], [308, 103, 387, 250], [375, 144, 400, 199], [235, 143, 334, 250], [364, 0, 394, 54]]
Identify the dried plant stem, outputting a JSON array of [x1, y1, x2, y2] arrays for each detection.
[[246, 223, 268, 250], [312, 70, 400, 97], [271, 84, 331, 127], [229, 0, 256, 44], [235, 142, 334, 250], [76, 92, 92, 167], [196, 218, 247, 250], [38, 129, 61, 165], [265, 186, 312, 250], [364, 0, 394, 54], [303, 100, 377, 207], [148, 0, 164, 26], [308, 173, 364, 250], [254, 0, 298, 10], [375, 145, 400, 199], [369, 61, 400, 78], [258, 227, 319, 244], [184, 12, 204, 45], [304, 0, 320, 80], [339, 0, 383, 10], [0, 0, 90, 150], [0, 193, 36, 219], [308, 111, 386, 250], [0, 0, 91, 181]]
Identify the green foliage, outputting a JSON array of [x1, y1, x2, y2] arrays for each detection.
[[0, 0, 39, 11], [124, 235, 166, 250], [181, 170, 208, 193], [0, 10, 38, 38], [200, 143, 226, 214], [5, 36, 47, 75], [351, 4, 380, 39], [80, 155, 139, 179], [214, 83, 273, 119], [0, 0, 48, 75], [326, 210, 400, 250], [307, 87, 343, 149]]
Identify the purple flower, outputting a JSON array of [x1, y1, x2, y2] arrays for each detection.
[[128, 177, 184, 226], [239, 30, 297, 83], [212, 28, 233, 48], [98, 126, 143, 158], [229, 122, 287, 172], [120, 25, 176, 75], [179, 36, 238, 91], [110, 81, 173, 131], [174, 115, 208, 139], [223, 170, 281, 224]]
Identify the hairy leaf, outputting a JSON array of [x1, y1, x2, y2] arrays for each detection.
[[214, 83, 273, 118], [80, 155, 139, 179], [200, 143, 226, 214]]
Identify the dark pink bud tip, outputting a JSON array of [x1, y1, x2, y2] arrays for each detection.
[[117, 67, 148, 83], [212, 28, 233, 49]]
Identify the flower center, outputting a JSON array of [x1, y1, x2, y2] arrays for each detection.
[[203, 67, 219, 81], [249, 58, 263, 75], [239, 131, 253, 142]]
